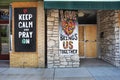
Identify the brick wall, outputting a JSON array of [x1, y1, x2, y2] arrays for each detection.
[[98, 10, 120, 66], [37, 1, 45, 68], [47, 10, 80, 68], [10, 2, 45, 68], [10, 52, 38, 67]]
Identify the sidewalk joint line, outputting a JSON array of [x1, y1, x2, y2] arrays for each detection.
[[86, 67, 96, 80], [53, 68, 55, 80]]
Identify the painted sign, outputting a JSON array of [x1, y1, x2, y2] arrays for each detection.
[[59, 10, 78, 55], [14, 8, 36, 52]]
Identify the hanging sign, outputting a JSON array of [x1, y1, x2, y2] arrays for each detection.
[[59, 10, 78, 55], [14, 8, 36, 52]]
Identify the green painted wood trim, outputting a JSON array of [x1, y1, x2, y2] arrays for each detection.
[[44, 1, 120, 10]]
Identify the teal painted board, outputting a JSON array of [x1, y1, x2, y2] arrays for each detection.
[[44, 1, 120, 10], [44, 0, 120, 1]]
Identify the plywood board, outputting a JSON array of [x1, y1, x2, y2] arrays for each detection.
[[86, 42, 97, 58], [79, 42, 84, 56], [78, 26, 84, 57], [78, 25, 97, 58], [119, 12, 120, 27], [85, 25, 96, 41], [78, 26, 84, 41], [85, 25, 97, 58]]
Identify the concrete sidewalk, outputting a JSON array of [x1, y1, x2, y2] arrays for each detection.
[[0, 66, 120, 80]]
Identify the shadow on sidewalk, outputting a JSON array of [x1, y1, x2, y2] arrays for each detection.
[[0, 60, 9, 68], [80, 58, 114, 67]]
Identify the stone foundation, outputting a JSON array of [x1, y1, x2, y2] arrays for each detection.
[[47, 10, 120, 67], [47, 10, 80, 68], [98, 10, 120, 67]]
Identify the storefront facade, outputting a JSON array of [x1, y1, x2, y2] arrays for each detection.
[[0, 0, 45, 68], [0, 0, 120, 68], [45, 0, 120, 68]]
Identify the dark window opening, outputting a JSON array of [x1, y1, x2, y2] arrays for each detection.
[[100, 32, 104, 38], [78, 10, 97, 24]]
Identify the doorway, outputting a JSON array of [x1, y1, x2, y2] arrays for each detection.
[[79, 25, 97, 58], [0, 24, 9, 60], [0, 8, 10, 67], [0, 8, 9, 60], [0, 24, 9, 67]]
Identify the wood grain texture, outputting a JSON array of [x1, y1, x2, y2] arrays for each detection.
[[85, 25, 97, 58], [78, 25, 97, 58], [79, 42, 84, 56], [78, 26, 84, 56], [86, 42, 97, 58], [78, 26, 84, 41], [85, 25, 97, 41]]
